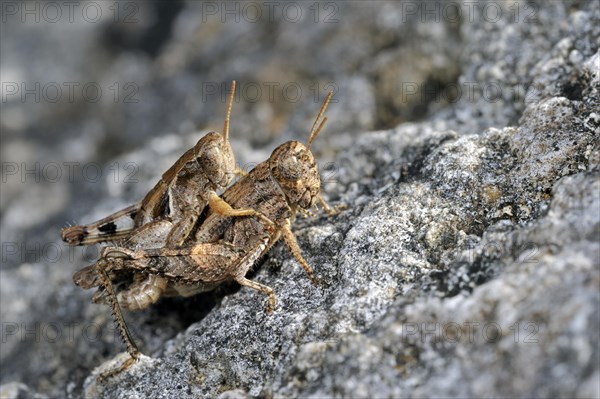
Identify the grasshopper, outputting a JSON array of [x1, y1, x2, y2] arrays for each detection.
[[87, 91, 335, 377]]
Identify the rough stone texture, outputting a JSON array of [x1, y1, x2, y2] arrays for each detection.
[[1, 1, 599, 398]]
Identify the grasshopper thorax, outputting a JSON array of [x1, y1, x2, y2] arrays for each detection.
[[269, 140, 320, 209]]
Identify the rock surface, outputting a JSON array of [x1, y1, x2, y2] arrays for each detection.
[[1, 1, 598, 398]]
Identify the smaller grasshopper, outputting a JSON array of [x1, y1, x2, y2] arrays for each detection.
[[89, 91, 336, 377], [62, 80, 269, 249]]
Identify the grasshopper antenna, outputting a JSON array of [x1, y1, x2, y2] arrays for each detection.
[[223, 80, 236, 142], [307, 90, 333, 150]]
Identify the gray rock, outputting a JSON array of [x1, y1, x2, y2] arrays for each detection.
[[1, 1, 598, 398]]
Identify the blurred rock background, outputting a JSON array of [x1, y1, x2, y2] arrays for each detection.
[[1, 1, 598, 398]]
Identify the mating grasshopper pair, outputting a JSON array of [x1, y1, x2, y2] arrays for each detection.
[[61, 81, 335, 377]]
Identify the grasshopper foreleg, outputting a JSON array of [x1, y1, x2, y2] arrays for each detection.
[[281, 220, 319, 285]]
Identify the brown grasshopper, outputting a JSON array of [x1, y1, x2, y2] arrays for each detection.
[[64, 81, 271, 310], [86, 91, 335, 376]]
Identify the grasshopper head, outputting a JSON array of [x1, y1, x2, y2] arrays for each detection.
[[269, 89, 333, 210], [269, 141, 321, 209], [193, 131, 236, 188], [193, 80, 237, 188]]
